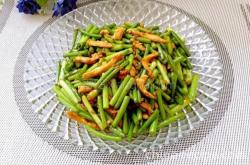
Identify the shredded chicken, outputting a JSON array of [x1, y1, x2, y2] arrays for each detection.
[[140, 102, 153, 114], [66, 111, 99, 130], [113, 27, 126, 40], [136, 75, 156, 99], [82, 54, 123, 79], [78, 86, 93, 94], [106, 107, 117, 118], [118, 69, 129, 79], [128, 30, 166, 43], [100, 29, 109, 36], [87, 39, 113, 48], [130, 66, 137, 77], [132, 39, 145, 51], [74, 52, 103, 65], [132, 59, 139, 67], [128, 30, 142, 36], [143, 33, 166, 43], [141, 52, 159, 77]]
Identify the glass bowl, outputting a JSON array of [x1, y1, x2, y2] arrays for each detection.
[[23, 0, 223, 154]]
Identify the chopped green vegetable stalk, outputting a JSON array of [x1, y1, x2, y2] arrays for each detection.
[[59, 60, 66, 80], [79, 28, 102, 39], [161, 90, 171, 101], [110, 127, 125, 137], [157, 90, 167, 120], [56, 61, 61, 84], [137, 37, 151, 43], [132, 88, 138, 103], [171, 30, 191, 56], [133, 123, 139, 135], [105, 111, 113, 125], [132, 112, 139, 125], [188, 74, 199, 101], [159, 75, 167, 91], [174, 56, 186, 64], [137, 26, 152, 33], [71, 29, 79, 50], [137, 89, 141, 103], [175, 62, 183, 81], [78, 111, 94, 121], [137, 108, 142, 121], [82, 95, 104, 130], [123, 112, 129, 135], [149, 86, 155, 106], [110, 75, 130, 106], [79, 24, 96, 46], [159, 113, 185, 128], [125, 54, 134, 70], [53, 85, 78, 111], [111, 44, 132, 51], [97, 96, 107, 129], [170, 72, 178, 98], [144, 44, 150, 57], [152, 69, 159, 78], [168, 99, 190, 116], [95, 68, 115, 88], [111, 78, 118, 95], [53, 85, 93, 120], [176, 92, 184, 105], [112, 96, 130, 127], [102, 85, 109, 109], [85, 125, 122, 142], [149, 117, 158, 136], [156, 60, 170, 84], [64, 50, 89, 57], [124, 33, 132, 39], [114, 78, 135, 109], [108, 86, 113, 98], [124, 22, 140, 28], [97, 60, 128, 88], [59, 80, 81, 103], [138, 110, 159, 134], [178, 81, 189, 95], [67, 64, 88, 81], [73, 81, 96, 88], [165, 36, 173, 55], [183, 68, 192, 85], [86, 60, 101, 72], [104, 48, 133, 60], [128, 122, 134, 142]]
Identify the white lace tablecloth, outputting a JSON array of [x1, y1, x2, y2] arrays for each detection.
[[0, 0, 250, 164]]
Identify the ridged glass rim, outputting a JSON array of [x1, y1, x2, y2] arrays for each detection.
[[14, 2, 232, 162], [24, 0, 223, 153]]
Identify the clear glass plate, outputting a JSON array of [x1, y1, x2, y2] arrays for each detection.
[[23, 0, 223, 154]]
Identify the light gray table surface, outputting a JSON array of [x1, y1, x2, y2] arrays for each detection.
[[0, 0, 250, 164]]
